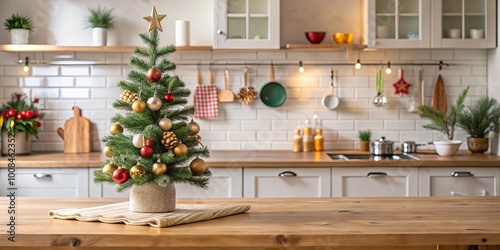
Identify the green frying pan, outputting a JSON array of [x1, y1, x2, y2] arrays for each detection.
[[260, 64, 286, 108]]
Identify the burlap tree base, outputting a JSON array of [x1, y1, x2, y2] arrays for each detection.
[[129, 181, 176, 213]]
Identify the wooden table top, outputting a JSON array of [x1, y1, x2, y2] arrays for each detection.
[[0, 197, 499, 249], [3, 150, 500, 168]]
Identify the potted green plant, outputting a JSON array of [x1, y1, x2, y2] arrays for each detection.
[[358, 129, 371, 151], [1, 92, 44, 155], [458, 96, 500, 153], [85, 6, 115, 46], [3, 13, 33, 44], [418, 86, 469, 156]]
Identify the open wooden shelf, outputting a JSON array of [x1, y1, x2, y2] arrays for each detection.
[[284, 43, 367, 50], [0, 44, 213, 52]]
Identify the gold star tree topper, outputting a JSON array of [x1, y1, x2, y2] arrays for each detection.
[[143, 6, 166, 32]]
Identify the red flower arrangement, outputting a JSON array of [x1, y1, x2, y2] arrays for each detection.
[[1, 92, 44, 139]]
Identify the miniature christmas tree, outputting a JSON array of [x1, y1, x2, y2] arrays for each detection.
[[93, 8, 210, 192]]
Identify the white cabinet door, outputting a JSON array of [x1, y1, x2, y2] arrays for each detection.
[[243, 168, 330, 198], [89, 167, 242, 198], [419, 167, 500, 196], [363, 0, 431, 48], [0, 168, 88, 197], [332, 167, 418, 197], [214, 0, 280, 49], [431, 0, 496, 48]]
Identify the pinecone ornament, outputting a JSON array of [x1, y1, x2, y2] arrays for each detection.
[[120, 90, 139, 104], [237, 87, 257, 104], [161, 131, 179, 149]]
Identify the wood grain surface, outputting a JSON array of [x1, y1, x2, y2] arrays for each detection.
[[61, 107, 92, 153], [0, 197, 499, 249]]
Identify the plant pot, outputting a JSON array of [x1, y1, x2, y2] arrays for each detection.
[[129, 181, 176, 213], [433, 140, 462, 156], [467, 137, 489, 154], [1, 131, 32, 155], [359, 141, 370, 151], [10, 29, 29, 44], [92, 28, 107, 46]]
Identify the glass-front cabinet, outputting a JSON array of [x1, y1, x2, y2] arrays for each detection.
[[431, 0, 496, 48], [363, 0, 431, 48], [214, 0, 280, 49]]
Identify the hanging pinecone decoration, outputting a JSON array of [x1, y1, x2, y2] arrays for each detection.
[[120, 90, 139, 104], [237, 68, 257, 104], [161, 131, 179, 149]]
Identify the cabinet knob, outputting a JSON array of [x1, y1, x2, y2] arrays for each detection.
[[217, 30, 226, 36], [33, 173, 52, 178], [278, 171, 297, 177], [367, 172, 387, 178], [451, 171, 473, 177]]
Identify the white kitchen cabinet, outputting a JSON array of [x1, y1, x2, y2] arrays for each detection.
[[214, 0, 280, 49], [419, 167, 500, 196], [89, 167, 242, 198], [363, 0, 431, 48], [0, 168, 88, 197], [243, 168, 330, 198], [331, 167, 418, 197], [431, 0, 496, 48]]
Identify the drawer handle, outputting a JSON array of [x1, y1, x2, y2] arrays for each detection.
[[278, 171, 297, 177], [367, 172, 387, 178], [451, 190, 488, 196], [451, 171, 473, 177], [34, 173, 52, 178]]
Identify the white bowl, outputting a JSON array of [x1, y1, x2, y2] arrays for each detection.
[[433, 140, 462, 156]]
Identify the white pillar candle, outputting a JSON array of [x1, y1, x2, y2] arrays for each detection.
[[175, 20, 190, 46]]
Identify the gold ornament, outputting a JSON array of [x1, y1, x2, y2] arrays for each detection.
[[152, 162, 167, 175], [110, 124, 123, 135], [147, 96, 162, 111], [188, 119, 200, 136], [174, 143, 188, 156], [102, 163, 118, 174], [143, 6, 166, 32], [194, 134, 204, 147], [130, 164, 147, 179], [120, 90, 138, 104], [161, 131, 179, 149], [103, 146, 113, 157], [190, 158, 207, 176], [132, 134, 145, 148], [132, 100, 146, 113], [159, 117, 172, 131]]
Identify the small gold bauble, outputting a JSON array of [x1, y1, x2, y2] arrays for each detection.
[[190, 158, 207, 176], [120, 90, 138, 104], [110, 124, 123, 135], [102, 163, 118, 174], [130, 165, 147, 179], [103, 146, 113, 157], [132, 100, 146, 113], [132, 134, 145, 148], [159, 117, 172, 131], [152, 162, 168, 175], [188, 120, 200, 136], [147, 96, 162, 111], [174, 143, 188, 156]]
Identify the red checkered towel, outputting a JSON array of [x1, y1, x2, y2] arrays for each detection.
[[194, 85, 219, 119]]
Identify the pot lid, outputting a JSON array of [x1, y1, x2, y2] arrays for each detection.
[[372, 136, 393, 146]]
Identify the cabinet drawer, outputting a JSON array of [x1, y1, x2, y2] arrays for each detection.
[[243, 168, 330, 198], [332, 167, 418, 197], [0, 168, 88, 197], [419, 167, 500, 196]]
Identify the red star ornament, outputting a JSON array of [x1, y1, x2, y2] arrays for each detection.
[[392, 69, 412, 95]]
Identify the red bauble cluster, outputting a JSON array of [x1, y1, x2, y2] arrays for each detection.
[[3, 109, 40, 120], [147, 67, 162, 82], [112, 168, 129, 184], [164, 93, 174, 103], [140, 139, 154, 158]]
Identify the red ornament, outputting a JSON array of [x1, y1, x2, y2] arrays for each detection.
[[392, 69, 412, 95], [3, 112, 9, 118], [164, 93, 174, 103], [7, 109, 16, 117], [147, 67, 162, 82], [36, 121, 42, 127], [15, 93, 21, 100], [140, 146, 154, 158], [24, 110, 34, 119], [33, 112, 41, 118], [15, 113, 23, 119], [112, 168, 130, 184], [145, 139, 154, 147], [34, 98, 39, 104]]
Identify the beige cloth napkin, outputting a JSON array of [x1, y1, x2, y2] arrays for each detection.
[[49, 202, 250, 228]]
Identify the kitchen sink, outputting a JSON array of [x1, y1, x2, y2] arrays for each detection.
[[328, 154, 419, 161]]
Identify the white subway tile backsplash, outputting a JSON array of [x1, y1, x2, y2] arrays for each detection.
[[47, 77, 75, 87], [242, 141, 271, 150], [431, 50, 453, 60], [356, 120, 384, 130], [454, 50, 487, 60], [106, 53, 122, 64], [4, 66, 30, 76], [385, 120, 415, 130], [23, 77, 45, 87], [323, 120, 354, 130], [228, 131, 256, 141], [243, 120, 272, 130], [33, 88, 59, 99], [76, 53, 106, 63], [91, 87, 122, 98], [76, 77, 106, 87], [61, 88, 89, 98], [257, 131, 287, 141], [210, 141, 241, 150], [91, 65, 122, 76], [198, 131, 226, 141], [61, 66, 90, 76], [400, 49, 431, 60], [31, 66, 59, 76]]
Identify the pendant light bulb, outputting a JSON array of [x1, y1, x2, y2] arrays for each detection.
[[385, 62, 392, 74], [355, 59, 361, 70], [299, 61, 304, 73], [22, 57, 30, 72]]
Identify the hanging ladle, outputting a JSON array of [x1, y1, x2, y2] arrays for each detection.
[[322, 69, 340, 110]]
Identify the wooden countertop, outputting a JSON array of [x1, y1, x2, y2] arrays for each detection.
[[1, 197, 499, 249], [3, 150, 500, 168]]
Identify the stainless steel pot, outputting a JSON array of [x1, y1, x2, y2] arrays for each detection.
[[371, 136, 394, 155], [402, 141, 417, 153]]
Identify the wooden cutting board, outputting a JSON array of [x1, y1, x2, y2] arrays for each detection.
[[57, 106, 92, 153], [431, 74, 447, 114]]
